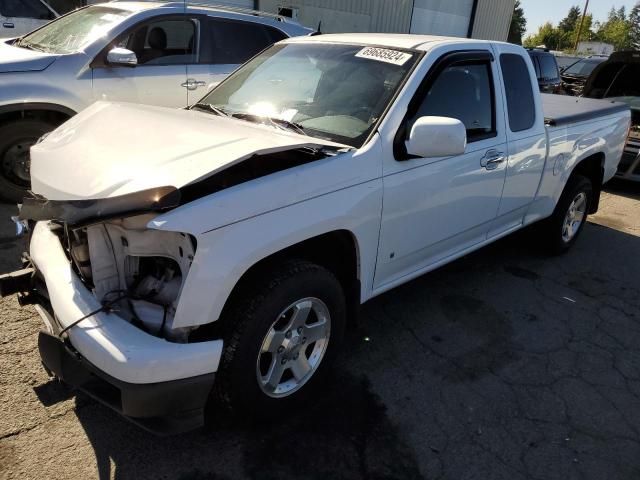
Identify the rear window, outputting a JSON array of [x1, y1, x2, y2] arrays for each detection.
[[500, 53, 536, 132], [538, 54, 559, 80]]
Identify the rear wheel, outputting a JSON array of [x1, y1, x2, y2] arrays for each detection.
[[540, 174, 593, 254], [214, 259, 346, 417], [0, 120, 55, 203]]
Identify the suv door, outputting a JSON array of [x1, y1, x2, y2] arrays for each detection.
[[92, 16, 197, 108], [0, 0, 55, 38], [375, 50, 508, 288], [185, 16, 287, 105]]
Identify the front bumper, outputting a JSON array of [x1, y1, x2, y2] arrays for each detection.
[[38, 328, 215, 434], [2, 221, 224, 434]]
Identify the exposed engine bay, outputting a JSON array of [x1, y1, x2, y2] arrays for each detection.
[[63, 214, 195, 342]]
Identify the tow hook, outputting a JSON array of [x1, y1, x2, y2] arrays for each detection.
[[11, 216, 29, 238]]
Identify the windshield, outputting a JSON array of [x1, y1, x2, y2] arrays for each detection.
[[563, 58, 606, 77], [196, 43, 420, 147], [17, 6, 131, 54]]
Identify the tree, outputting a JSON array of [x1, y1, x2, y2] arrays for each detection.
[[596, 6, 632, 50], [523, 22, 560, 49], [630, 2, 640, 49], [558, 6, 581, 35], [508, 0, 527, 44]]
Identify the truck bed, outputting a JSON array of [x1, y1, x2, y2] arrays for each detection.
[[542, 93, 629, 127]]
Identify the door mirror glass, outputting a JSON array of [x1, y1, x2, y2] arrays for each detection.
[[106, 47, 137, 67], [405, 116, 467, 158]]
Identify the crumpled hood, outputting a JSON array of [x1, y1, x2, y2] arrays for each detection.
[[31, 102, 348, 201], [0, 39, 58, 73]]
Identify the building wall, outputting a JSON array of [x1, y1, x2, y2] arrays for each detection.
[[257, 0, 413, 34], [471, 0, 515, 41]]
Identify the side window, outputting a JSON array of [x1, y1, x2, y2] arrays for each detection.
[[116, 18, 197, 66], [411, 62, 496, 143], [205, 18, 279, 65], [500, 53, 536, 132], [539, 55, 559, 80], [0, 0, 54, 19]]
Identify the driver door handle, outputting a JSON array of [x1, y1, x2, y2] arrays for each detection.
[[3, 22, 14, 28], [480, 149, 506, 170], [181, 78, 206, 91]]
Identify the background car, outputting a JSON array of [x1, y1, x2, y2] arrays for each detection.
[[0, 0, 57, 38], [560, 55, 608, 96], [555, 54, 581, 70], [583, 51, 640, 181], [0, 1, 314, 202], [526, 47, 561, 93]]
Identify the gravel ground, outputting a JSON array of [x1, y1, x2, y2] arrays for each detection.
[[1, 181, 639, 480]]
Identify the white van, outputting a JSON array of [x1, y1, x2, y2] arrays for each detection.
[[0, 0, 57, 38]]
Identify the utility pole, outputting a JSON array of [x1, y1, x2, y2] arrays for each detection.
[[573, 0, 590, 53]]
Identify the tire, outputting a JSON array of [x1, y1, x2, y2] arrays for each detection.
[[214, 259, 346, 417], [540, 174, 593, 255], [0, 120, 55, 203]]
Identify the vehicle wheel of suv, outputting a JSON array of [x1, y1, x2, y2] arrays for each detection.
[[541, 174, 593, 255], [214, 259, 346, 417], [0, 120, 54, 203]]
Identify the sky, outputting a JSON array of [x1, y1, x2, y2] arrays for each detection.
[[520, 0, 639, 37]]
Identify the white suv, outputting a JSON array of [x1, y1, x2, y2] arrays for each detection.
[[0, 0, 57, 38], [0, 1, 313, 201]]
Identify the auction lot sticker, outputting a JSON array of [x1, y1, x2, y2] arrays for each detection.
[[355, 47, 413, 65]]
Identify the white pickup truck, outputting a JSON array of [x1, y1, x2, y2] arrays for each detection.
[[1, 34, 630, 434]]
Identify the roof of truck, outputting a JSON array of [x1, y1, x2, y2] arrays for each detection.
[[284, 33, 495, 51]]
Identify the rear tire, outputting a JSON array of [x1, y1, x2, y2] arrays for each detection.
[[540, 174, 593, 255], [0, 120, 55, 203], [214, 259, 346, 418]]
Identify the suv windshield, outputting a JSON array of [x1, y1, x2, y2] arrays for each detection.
[[17, 6, 131, 54], [196, 43, 420, 147], [563, 58, 606, 77]]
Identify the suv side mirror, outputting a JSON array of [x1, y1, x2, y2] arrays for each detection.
[[405, 116, 467, 158], [106, 48, 137, 67]]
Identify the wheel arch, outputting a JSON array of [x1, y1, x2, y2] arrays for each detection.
[[569, 152, 605, 214], [0, 103, 76, 128], [192, 229, 362, 341]]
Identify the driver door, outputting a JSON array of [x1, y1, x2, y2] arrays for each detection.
[[92, 16, 196, 108], [374, 49, 508, 289]]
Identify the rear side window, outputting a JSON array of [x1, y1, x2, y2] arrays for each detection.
[[411, 62, 496, 143], [0, 0, 53, 19], [205, 18, 286, 65], [500, 53, 536, 132], [538, 54, 559, 80]]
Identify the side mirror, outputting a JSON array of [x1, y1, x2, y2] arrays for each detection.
[[106, 47, 137, 67], [405, 116, 467, 158]]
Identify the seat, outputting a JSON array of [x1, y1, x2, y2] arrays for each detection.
[[140, 27, 167, 64]]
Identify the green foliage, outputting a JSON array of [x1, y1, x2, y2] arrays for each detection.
[[508, 0, 527, 45], [523, 2, 639, 52]]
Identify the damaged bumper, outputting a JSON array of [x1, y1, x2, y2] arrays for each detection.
[[9, 221, 224, 434]]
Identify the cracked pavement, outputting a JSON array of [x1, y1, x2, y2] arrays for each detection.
[[1, 181, 639, 480]]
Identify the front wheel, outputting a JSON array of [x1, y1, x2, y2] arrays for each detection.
[[541, 174, 593, 254], [0, 120, 55, 203], [214, 260, 346, 417]]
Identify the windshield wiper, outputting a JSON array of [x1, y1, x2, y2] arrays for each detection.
[[191, 103, 229, 117], [230, 113, 308, 136]]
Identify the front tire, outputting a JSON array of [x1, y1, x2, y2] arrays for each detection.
[[0, 120, 55, 203], [541, 174, 593, 254], [214, 259, 346, 417]]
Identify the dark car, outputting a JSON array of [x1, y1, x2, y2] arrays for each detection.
[[560, 55, 608, 96], [526, 48, 561, 93], [583, 51, 640, 181]]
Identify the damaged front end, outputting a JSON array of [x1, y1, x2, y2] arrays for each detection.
[[0, 189, 225, 434]]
